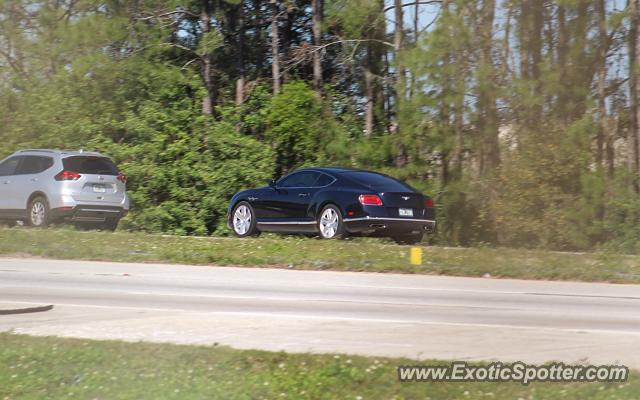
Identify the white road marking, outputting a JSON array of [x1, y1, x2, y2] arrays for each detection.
[[4, 300, 640, 337]]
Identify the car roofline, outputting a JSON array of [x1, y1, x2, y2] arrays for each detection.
[[14, 149, 108, 158], [296, 167, 368, 174]]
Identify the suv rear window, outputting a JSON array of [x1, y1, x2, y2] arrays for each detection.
[[63, 156, 118, 175], [343, 171, 413, 192]]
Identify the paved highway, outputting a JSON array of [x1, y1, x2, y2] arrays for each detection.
[[1, 257, 639, 367]]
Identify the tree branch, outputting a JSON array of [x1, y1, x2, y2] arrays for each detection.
[[383, 1, 442, 13], [135, 9, 199, 21]]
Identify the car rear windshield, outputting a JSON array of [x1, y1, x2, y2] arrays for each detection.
[[63, 156, 118, 175], [343, 171, 413, 192]]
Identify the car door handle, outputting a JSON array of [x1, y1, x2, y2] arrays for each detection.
[[298, 193, 309, 197], [30, 178, 38, 182], [2, 180, 9, 184]]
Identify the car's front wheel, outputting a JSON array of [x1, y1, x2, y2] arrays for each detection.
[[27, 196, 50, 227], [318, 205, 346, 239], [232, 202, 258, 237]]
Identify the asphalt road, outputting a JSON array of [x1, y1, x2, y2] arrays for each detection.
[[1, 257, 639, 367]]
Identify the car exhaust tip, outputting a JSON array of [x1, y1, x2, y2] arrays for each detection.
[[369, 223, 386, 229]]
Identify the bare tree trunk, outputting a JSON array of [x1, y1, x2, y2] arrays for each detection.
[[363, 0, 385, 137], [253, 0, 265, 75], [409, 0, 419, 98], [501, 2, 512, 81], [201, 0, 215, 116], [519, 0, 530, 81], [311, 0, 323, 90], [557, 4, 568, 122], [364, 69, 374, 136], [630, 0, 640, 192], [478, 0, 499, 174], [384, 51, 393, 131], [454, 93, 464, 173], [270, 0, 280, 95], [413, 0, 419, 42], [530, 0, 542, 82], [394, 0, 405, 102], [282, 6, 293, 84], [573, 0, 590, 120], [393, 0, 407, 165], [530, 0, 543, 121], [595, 0, 606, 169], [443, 0, 464, 175], [235, 1, 246, 106]]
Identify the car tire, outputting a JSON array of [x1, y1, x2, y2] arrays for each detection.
[[231, 201, 258, 237], [27, 196, 50, 228], [317, 204, 346, 240], [392, 232, 424, 245]]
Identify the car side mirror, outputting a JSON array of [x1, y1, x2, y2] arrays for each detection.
[[268, 179, 277, 189]]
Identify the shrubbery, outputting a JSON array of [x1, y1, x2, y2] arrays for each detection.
[[5, 0, 640, 268]]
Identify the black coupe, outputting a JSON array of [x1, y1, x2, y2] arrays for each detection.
[[227, 168, 436, 244]]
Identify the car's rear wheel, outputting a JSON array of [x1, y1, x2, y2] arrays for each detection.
[[318, 205, 346, 239], [392, 232, 424, 245], [27, 197, 50, 227], [232, 202, 258, 237]]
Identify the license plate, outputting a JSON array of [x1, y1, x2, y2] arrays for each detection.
[[399, 208, 413, 217], [93, 185, 106, 193]]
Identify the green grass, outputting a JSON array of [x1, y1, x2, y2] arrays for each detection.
[[1, 227, 640, 283], [0, 333, 637, 400]]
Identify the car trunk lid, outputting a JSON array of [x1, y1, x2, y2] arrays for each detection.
[[379, 192, 424, 208], [378, 192, 425, 219]]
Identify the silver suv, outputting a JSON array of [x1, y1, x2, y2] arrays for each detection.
[[0, 149, 129, 230]]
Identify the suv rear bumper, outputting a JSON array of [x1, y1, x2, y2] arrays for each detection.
[[52, 205, 127, 222]]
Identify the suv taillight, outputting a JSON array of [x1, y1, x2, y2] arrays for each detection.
[[117, 173, 127, 183], [358, 194, 383, 206], [425, 198, 435, 208], [55, 170, 81, 181]]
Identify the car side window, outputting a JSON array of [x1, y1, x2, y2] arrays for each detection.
[[0, 157, 22, 177], [279, 172, 321, 188], [313, 173, 334, 187], [16, 156, 54, 175]]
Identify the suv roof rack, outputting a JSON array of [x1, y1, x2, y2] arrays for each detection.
[[17, 149, 58, 153]]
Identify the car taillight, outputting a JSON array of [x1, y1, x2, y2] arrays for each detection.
[[359, 194, 383, 206], [425, 198, 435, 208], [54, 170, 81, 181], [117, 174, 127, 183]]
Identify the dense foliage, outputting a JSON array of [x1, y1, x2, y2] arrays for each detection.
[[1, 0, 639, 251]]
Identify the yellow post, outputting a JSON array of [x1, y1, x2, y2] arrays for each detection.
[[410, 247, 422, 265]]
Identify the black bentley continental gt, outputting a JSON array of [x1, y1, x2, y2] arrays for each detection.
[[227, 168, 436, 244]]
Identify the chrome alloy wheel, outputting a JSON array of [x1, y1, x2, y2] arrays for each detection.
[[233, 205, 252, 235], [30, 201, 46, 226], [319, 207, 339, 238]]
